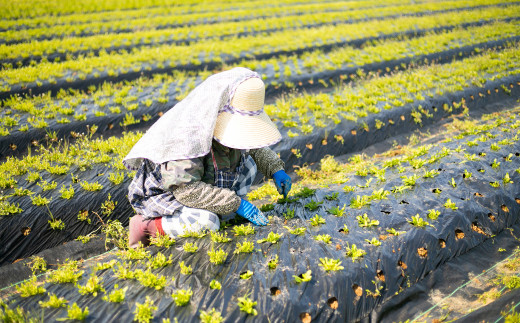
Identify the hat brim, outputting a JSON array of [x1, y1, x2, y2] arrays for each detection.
[[213, 111, 282, 149]]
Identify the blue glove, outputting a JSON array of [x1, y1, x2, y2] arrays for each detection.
[[236, 199, 269, 226], [272, 170, 292, 199]]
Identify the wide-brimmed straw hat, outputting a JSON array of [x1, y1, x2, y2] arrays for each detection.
[[213, 77, 282, 149]]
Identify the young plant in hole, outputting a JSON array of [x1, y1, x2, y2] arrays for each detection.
[[408, 214, 432, 228], [492, 159, 501, 169], [208, 247, 228, 265], [260, 204, 274, 212], [343, 185, 356, 193], [199, 308, 223, 323], [310, 214, 326, 226], [183, 242, 199, 253], [48, 260, 83, 284], [210, 279, 222, 290], [305, 200, 323, 211], [463, 169, 472, 179], [233, 224, 255, 236], [365, 237, 382, 246], [350, 195, 371, 208], [319, 257, 344, 272], [427, 209, 440, 220], [240, 270, 253, 280], [28, 256, 47, 273], [386, 228, 405, 236], [178, 230, 207, 239], [450, 177, 457, 188], [78, 274, 105, 297], [237, 294, 258, 316], [268, 255, 279, 269], [490, 181, 500, 188], [172, 289, 193, 306], [59, 184, 74, 199], [150, 233, 175, 247], [179, 261, 192, 275], [284, 226, 306, 235], [401, 174, 419, 186], [444, 199, 458, 210], [135, 269, 167, 290], [392, 185, 411, 194], [64, 303, 89, 321], [210, 231, 232, 243], [133, 297, 157, 323], [16, 276, 45, 297], [148, 252, 173, 269], [103, 284, 128, 303], [356, 213, 379, 227], [283, 208, 295, 219], [294, 270, 312, 283], [371, 188, 390, 200], [234, 240, 255, 254], [327, 204, 346, 217], [39, 294, 68, 308], [357, 178, 373, 188], [257, 231, 282, 244], [345, 243, 367, 261], [314, 234, 332, 244], [324, 192, 339, 201], [503, 173, 513, 184]]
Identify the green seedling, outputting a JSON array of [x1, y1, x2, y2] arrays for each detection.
[[240, 270, 253, 280], [208, 247, 228, 265], [260, 204, 274, 212], [401, 174, 419, 186], [59, 184, 75, 199], [293, 270, 312, 283], [103, 284, 127, 303], [345, 243, 367, 261], [310, 214, 326, 226], [257, 231, 282, 244], [444, 199, 458, 210], [135, 269, 167, 290], [492, 159, 501, 169], [357, 178, 373, 188], [319, 257, 344, 272], [237, 295, 258, 316], [28, 256, 47, 273], [16, 276, 45, 297], [78, 274, 104, 297], [284, 226, 306, 235], [150, 233, 175, 248], [327, 204, 346, 217], [39, 294, 68, 308], [183, 242, 199, 253], [343, 185, 356, 193], [324, 192, 339, 201], [463, 169, 472, 179], [210, 280, 221, 290], [350, 195, 371, 208], [199, 308, 223, 323], [234, 240, 255, 254], [63, 303, 89, 321], [268, 255, 279, 269], [365, 237, 382, 246], [371, 188, 390, 200], [314, 234, 332, 244], [386, 228, 405, 236], [490, 181, 500, 188], [148, 252, 173, 269], [490, 143, 500, 151], [133, 297, 157, 323], [356, 213, 379, 227], [427, 209, 440, 220], [178, 230, 206, 238], [340, 224, 349, 234], [210, 231, 232, 243], [179, 261, 192, 275], [48, 260, 83, 284], [450, 177, 457, 188], [304, 200, 323, 211], [233, 224, 255, 236], [408, 214, 432, 227], [172, 289, 193, 306], [392, 185, 411, 194], [504, 173, 513, 184], [283, 208, 295, 219]]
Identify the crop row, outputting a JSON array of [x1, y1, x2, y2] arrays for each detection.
[[1, 107, 519, 322], [0, 0, 332, 20], [1, 0, 511, 45], [1, 5, 517, 95], [0, 0, 412, 31], [0, 21, 517, 156]]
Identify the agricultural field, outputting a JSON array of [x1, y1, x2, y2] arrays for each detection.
[[1, 0, 520, 322]]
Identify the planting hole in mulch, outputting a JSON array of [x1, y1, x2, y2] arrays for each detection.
[[400, 115, 405, 121], [472, 222, 488, 236], [439, 239, 446, 248], [376, 270, 385, 282], [351, 130, 357, 136], [400, 200, 409, 204], [381, 210, 391, 214], [306, 143, 313, 150], [501, 205, 510, 212], [398, 260, 407, 270], [339, 227, 348, 234], [327, 297, 338, 309], [335, 244, 342, 251], [463, 172, 471, 178], [352, 284, 363, 297], [474, 192, 484, 197], [21, 227, 31, 236], [488, 213, 496, 222], [432, 188, 442, 194], [516, 198, 520, 204], [270, 287, 281, 296], [9, 143, 16, 150], [321, 139, 327, 146], [300, 312, 312, 323], [107, 123, 114, 130], [455, 229, 465, 240], [417, 247, 428, 258], [516, 152, 520, 156]]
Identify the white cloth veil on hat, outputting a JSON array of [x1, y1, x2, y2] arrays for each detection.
[[123, 67, 281, 170]]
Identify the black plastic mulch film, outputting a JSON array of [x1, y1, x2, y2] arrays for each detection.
[[2, 103, 520, 322]]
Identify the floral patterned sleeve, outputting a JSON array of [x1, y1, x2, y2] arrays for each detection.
[[160, 158, 241, 215], [248, 147, 285, 178]]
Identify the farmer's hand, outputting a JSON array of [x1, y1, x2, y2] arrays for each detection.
[[236, 199, 269, 226], [272, 170, 292, 199]]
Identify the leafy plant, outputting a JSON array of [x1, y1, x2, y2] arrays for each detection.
[[444, 198, 458, 210], [503, 173, 513, 184], [345, 243, 367, 261], [327, 204, 346, 217], [233, 224, 255, 236], [16, 276, 45, 297], [257, 231, 282, 244], [135, 269, 167, 290], [149, 233, 175, 248], [183, 242, 199, 253], [283, 208, 295, 219], [356, 213, 379, 227], [48, 260, 83, 284], [133, 297, 157, 323], [365, 237, 381, 246], [237, 295, 257, 316], [172, 289, 193, 306], [59, 184, 75, 199], [234, 240, 255, 254], [427, 209, 440, 220], [210, 231, 232, 243], [370, 188, 390, 200], [408, 214, 432, 227], [208, 247, 228, 265], [304, 200, 323, 211], [314, 234, 332, 244], [102, 284, 128, 303], [210, 279, 222, 290], [386, 228, 405, 236], [77, 274, 104, 297], [310, 214, 326, 226], [179, 261, 192, 275], [27, 256, 47, 273], [319, 257, 344, 272], [39, 294, 68, 308], [148, 252, 173, 269], [490, 181, 500, 188], [240, 270, 253, 280], [199, 308, 223, 323], [293, 270, 312, 283], [350, 195, 371, 208], [268, 255, 279, 269], [62, 303, 89, 321], [284, 226, 306, 235], [324, 192, 339, 201]]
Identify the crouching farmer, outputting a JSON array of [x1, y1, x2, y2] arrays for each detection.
[[123, 68, 292, 248]]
